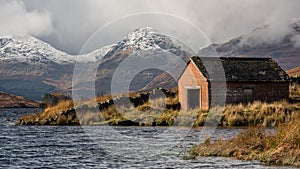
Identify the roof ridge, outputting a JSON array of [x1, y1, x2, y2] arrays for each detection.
[[190, 56, 289, 82], [191, 56, 272, 60]]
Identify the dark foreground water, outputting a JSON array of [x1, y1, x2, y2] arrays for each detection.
[[0, 108, 295, 168]]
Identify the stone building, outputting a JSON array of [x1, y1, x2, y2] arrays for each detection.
[[178, 56, 289, 110]]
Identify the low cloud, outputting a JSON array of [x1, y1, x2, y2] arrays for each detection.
[[3, 0, 300, 54], [0, 0, 53, 37], [292, 34, 300, 48], [240, 20, 293, 46], [238, 18, 300, 48]]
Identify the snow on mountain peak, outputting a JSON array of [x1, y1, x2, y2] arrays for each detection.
[[118, 27, 161, 51], [127, 27, 156, 40], [109, 27, 194, 58], [0, 35, 76, 64], [0, 27, 194, 65]]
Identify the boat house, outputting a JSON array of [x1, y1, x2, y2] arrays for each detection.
[[178, 56, 289, 110]]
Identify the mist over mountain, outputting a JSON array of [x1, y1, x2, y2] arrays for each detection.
[[0, 28, 194, 99], [200, 18, 300, 70], [74, 27, 195, 97], [0, 22, 299, 100]]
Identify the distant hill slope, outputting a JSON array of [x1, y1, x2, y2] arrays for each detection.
[[0, 36, 109, 100], [1, 19, 300, 98], [0, 28, 194, 98], [73, 27, 195, 96], [0, 92, 39, 108], [200, 18, 300, 70], [148, 19, 300, 90], [287, 66, 300, 77]]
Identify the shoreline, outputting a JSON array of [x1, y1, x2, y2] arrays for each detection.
[[14, 84, 300, 127], [15, 100, 300, 127], [0, 107, 39, 109], [189, 117, 300, 167]]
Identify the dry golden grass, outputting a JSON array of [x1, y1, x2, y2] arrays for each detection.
[[222, 100, 300, 127], [188, 84, 300, 166], [43, 100, 74, 115], [290, 83, 300, 99], [17, 84, 300, 127], [17, 100, 76, 125], [96, 94, 113, 103], [190, 117, 300, 167], [17, 97, 300, 127]]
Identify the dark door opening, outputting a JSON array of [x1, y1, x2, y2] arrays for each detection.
[[187, 88, 201, 109], [243, 88, 254, 103]]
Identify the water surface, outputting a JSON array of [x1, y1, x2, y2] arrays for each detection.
[[0, 109, 294, 168]]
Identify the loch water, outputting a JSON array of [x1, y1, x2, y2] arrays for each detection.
[[0, 108, 295, 168]]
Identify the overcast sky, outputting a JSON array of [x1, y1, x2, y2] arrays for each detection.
[[1, 0, 300, 54]]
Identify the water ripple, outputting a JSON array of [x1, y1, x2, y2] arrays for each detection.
[[0, 109, 294, 168]]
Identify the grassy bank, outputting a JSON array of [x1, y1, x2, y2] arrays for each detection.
[[220, 100, 299, 127], [16, 90, 181, 126], [17, 100, 79, 125], [189, 117, 300, 167], [16, 84, 300, 126], [186, 83, 300, 167], [16, 99, 300, 127], [290, 82, 300, 101]]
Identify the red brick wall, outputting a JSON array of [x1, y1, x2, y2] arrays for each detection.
[[178, 62, 209, 110], [226, 82, 289, 104], [179, 62, 289, 110]]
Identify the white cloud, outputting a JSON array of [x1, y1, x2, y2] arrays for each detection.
[[6, 0, 300, 54], [292, 34, 300, 48], [239, 19, 294, 47], [0, 0, 53, 37]]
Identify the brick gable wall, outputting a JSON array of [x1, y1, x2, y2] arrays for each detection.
[[178, 62, 209, 110]]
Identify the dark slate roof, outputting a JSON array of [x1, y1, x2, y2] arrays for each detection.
[[190, 56, 289, 82]]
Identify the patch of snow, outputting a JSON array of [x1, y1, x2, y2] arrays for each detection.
[[0, 36, 76, 64], [0, 27, 194, 65]]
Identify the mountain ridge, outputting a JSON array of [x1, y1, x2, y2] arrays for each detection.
[[1, 23, 299, 99], [0, 28, 195, 99], [200, 18, 300, 70]]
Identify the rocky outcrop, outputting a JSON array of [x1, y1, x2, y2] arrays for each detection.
[[0, 92, 39, 108]]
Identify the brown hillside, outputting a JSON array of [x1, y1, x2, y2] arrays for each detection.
[[0, 92, 39, 108], [287, 66, 300, 77]]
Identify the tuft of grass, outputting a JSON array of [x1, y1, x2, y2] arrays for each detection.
[[17, 100, 77, 125], [17, 84, 300, 127], [222, 100, 300, 127], [190, 117, 300, 167], [17, 98, 300, 127], [290, 83, 300, 101]]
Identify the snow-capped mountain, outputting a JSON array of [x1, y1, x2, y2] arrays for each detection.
[[103, 27, 194, 61], [0, 36, 78, 100], [0, 27, 193, 65], [200, 18, 300, 70], [0, 27, 195, 99], [0, 35, 115, 64], [91, 27, 195, 94], [0, 35, 118, 100], [2, 23, 299, 100], [0, 36, 76, 64]]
